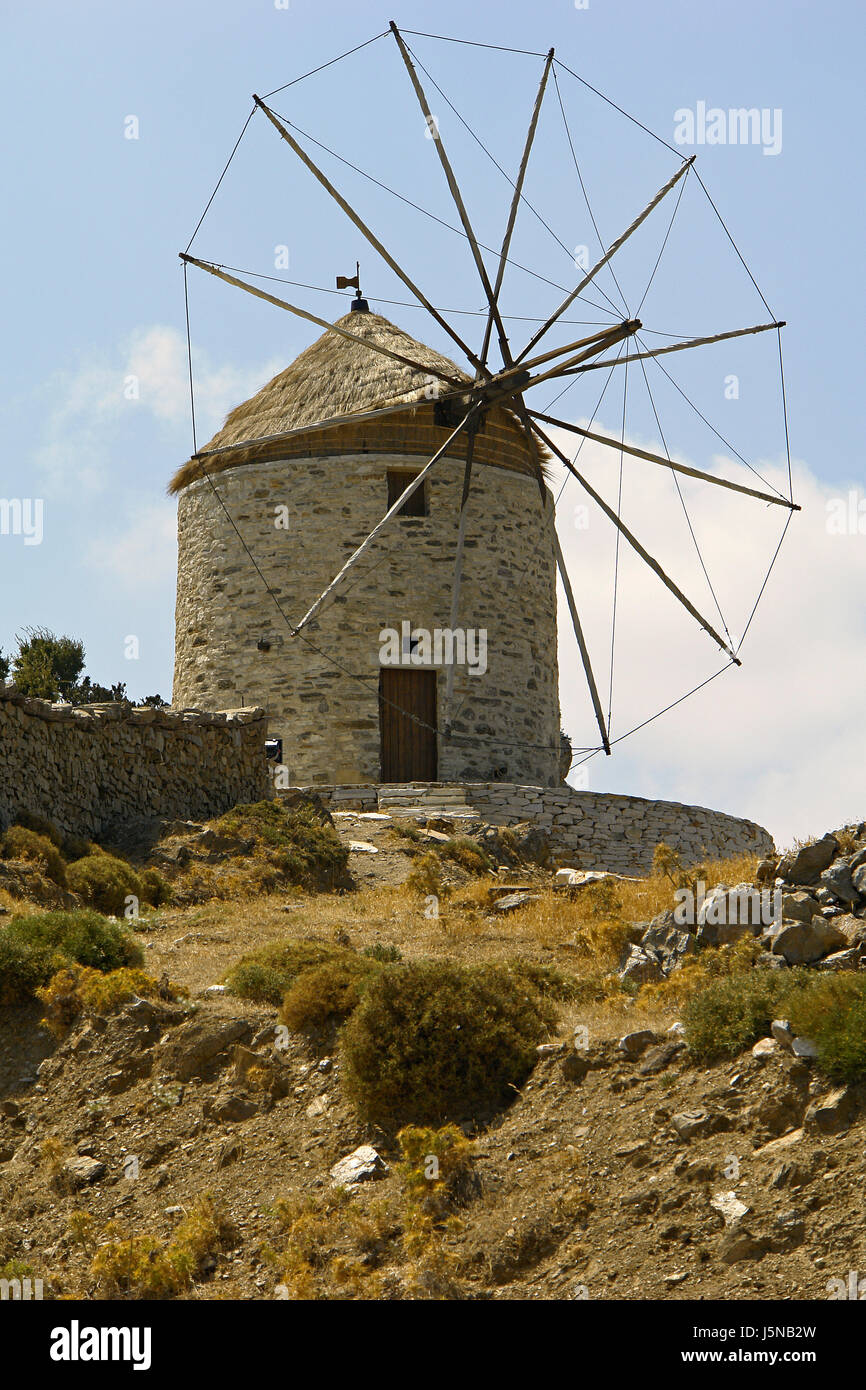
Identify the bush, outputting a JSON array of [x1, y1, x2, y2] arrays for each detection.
[[0, 934, 58, 1005], [787, 974, 866, 1082], [215, 801, 349, 889], [362, 943, 402, 963], [340, 960, 555, 1128], [91, 1194, 234, 1298], [683, 967, 795, 1062], [11, 811, 63, 848], [280, 956, 383, 1033], [0, 827, 67, 886], [224, 939, 347, 1005], [140, 868, 172, 907], [405, 852, 444, 898], [438, 837, 492, 875], [37, 964, 186, 1038], [66, 853, 144, 915], [4, 908, 143, 972], [504, 958, 581, 1001]]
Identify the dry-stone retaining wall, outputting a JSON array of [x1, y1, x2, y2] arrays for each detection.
[[0, 686, 270, 840], [293, 781, 774, 874]]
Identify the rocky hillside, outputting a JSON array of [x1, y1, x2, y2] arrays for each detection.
[[1, 807, 865, 1302]]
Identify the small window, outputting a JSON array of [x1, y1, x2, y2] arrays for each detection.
[[387, 469, 428, 517]]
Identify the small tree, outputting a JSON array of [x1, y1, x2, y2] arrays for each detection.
[[0, 649, 9, 683], [13, 628, 85, 700]]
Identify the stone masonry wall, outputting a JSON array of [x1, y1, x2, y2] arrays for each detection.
[[293, 781, 774, 875], [0, 686, 270, 840], [173, 453, 561, 788]]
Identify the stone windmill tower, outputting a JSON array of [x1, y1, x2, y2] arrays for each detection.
[[170, 296, 562, 789]]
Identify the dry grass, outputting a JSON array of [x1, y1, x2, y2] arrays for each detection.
[[169, 310, 547, 491]]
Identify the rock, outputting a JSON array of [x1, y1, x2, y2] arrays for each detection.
[[555, 868, 582, 886], [771, 1019, 796, 1050], [639, 1041, 685, 1076], [754, 1127, 804, 1156], [348, 841, 379, 854], [536, 1042, 566, 1057], [670, 1109, 712, 1140], [204, 1090, 258, 1123], [711, 1191, 750, 1225], [818, 946, 862, 971], [667, 1021, 686, 1038], [777, 835, 839, 885], [63, 1156, 106, 1187], [779, 891, 821, 924], [718, 1228, 770, 1263], [330, 1145, 388, 1187], [756, 857, 778, 885], [834, 914, 866, 947], [157, 1016, 254, 1081], [562, 1051, 590, 1083], [791, 1037, 818, 1059], [215, 1137, 244, 1169], [804, 1087, 856, 1135], [306, 1095, 329, 1118], [769, 917, 846, 965], [853, 862, 866, 895], [493, 892, 540, 913], [617, 945, 663, 985], [618, 1029, 657, 1057], [752, 1037, 779, 1060], [819, 862, 860, 907], [618, 1187, 660, 1215], [640, 916, 696, 967], [203, 985, 227, 996]]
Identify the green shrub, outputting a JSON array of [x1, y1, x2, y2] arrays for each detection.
[[224, 938, 347, 1005], [787, 974, 866, 1082], [4, 909, 143, 972], [140, 868, 172, 907], [0, 827, 67, 886], [280, 956, 383, 1033], [504, 958, 581, 1001], [215, 801, 349, 889], [37, 964, 186, 1038], [66, 853, 144, 915], [0, 909, 142, 1005], [11, 811, 63, 848], [340, 960, 555, 1128], [683, 968, 797, 1062], [362, 943, 402, 963], [0, 934, 58, 1004], [438, 837, 492, 875]]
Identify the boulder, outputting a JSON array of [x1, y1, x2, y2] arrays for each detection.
[[63, 1156, 106, 1188], [203, 1090, 259, 1123], [804, 1087, 856, 1135], [768, 917, 846, 965], [670, 1109, 713, 1140], [711, 1191, 750, 1226], [779, 891, 821, 925], [617, 1029, 657, 1057], [819, 861, 860, 907], [330, 1145, 388, 1187], [822, 947, 863, 971], [617, 945, 663, 985], [777, 835, 838, 885], [157, 1016, 253, 1081]]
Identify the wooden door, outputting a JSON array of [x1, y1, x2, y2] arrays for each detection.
[[379, 668, 438, 782]]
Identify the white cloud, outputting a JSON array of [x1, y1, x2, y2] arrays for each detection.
[[553, 427, 866, 850], [86, 499, 177, 591], [31, 326, 281, 493]]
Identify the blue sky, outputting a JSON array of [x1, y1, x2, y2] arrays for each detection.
[[2, 0, 864, 844]]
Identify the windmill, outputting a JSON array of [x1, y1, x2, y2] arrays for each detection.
[[177, 21, 798, 782]]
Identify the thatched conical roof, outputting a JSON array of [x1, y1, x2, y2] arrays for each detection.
[[169, 309, 545, 494]]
